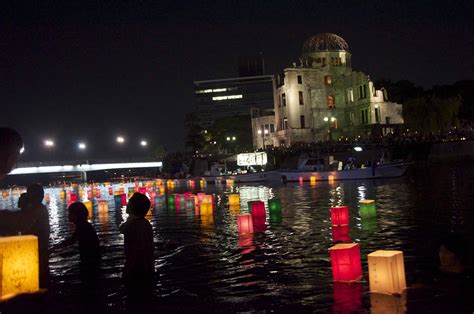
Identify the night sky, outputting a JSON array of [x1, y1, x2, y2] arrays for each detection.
[[1, 1, 472, 160]]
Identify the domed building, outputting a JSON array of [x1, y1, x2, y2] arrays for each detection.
[[251, 33, 403, 148]]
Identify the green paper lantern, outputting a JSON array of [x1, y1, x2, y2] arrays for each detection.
[[359, 200, 377, 219], [268, 198, 282, 212]]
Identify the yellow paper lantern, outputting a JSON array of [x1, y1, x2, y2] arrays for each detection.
[[228, 194, 240, 206], [310, 176, 317, 185], [200, 202, 213, 216], [368, 250, 407, 295], [98, 200, 108, 214], [328, 175, 335, 183], [59, 190, 66, 199], [229, 204, 241, 216], [83, 201, 93, 219], [0, 235, 39, 300]]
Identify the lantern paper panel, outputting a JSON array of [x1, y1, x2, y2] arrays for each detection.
[[310, 176, 317, 185], [228, 194, 240, 206], [237, 213, 254, 235], [251, 201, 266, 218], [0, 235, 39, 299], [330, 243, 362, 282], [368, 250, 406, 295], [121, 193, 127, 206], [98, 200, 108, 214], [268, 198, 282, 213], [83, 201, 93, 219], [330, 206, 349, 226], [200, 202, 213, 216], [299, 176, 304, 185], [229, 205, 241, 216], [360, 200, 377, 219], [332, 226, 351, 242], [252, 215, 266, 232]]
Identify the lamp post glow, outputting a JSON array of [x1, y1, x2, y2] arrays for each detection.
[[44, 139, 54, 147], [140, 140, 147, 147], [116, 136, 125, 144], [78, 142, 86, 150]]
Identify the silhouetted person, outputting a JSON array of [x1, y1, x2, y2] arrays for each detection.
[[119, 192, 154, 300], [0, 127, 23, 179], [438, 233, 467, 274], [17, 183, 51, 288], [18, 192, 29, 210], [51, 202, 101, 283]]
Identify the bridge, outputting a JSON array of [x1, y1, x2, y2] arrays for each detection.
[[8, 160, 163, 180]]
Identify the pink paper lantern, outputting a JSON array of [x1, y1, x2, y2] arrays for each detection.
[[237, 213, 254, 234]]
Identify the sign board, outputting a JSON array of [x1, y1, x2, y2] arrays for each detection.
[[237, 152, 268, 166]]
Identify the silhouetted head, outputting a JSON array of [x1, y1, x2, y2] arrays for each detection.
[[27, 183, 44, 205], [0, 127, 23, 179], [68, 202, 89, 223], [439, 233, 467, 273], [127, 192, 151, 218], [18, 192, 29, 209]]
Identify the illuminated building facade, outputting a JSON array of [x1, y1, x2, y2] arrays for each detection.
[[194, 75, 275, 127], [252, 33, 403, 147]]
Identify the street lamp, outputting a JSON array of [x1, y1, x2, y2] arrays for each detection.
[[140, 140, 148, 147], [44, 139, 54, 147], [116, 136, 125, 144], [78, 142, 86, 150]]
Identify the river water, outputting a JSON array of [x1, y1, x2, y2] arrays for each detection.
[[1, 162, 474, 313]]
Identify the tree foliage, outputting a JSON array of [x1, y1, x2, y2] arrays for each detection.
[[184, 113, 205, 152]]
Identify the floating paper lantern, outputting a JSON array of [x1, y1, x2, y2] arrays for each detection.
[[59, 190, 65, 199], [138, 187, 146, 194], [167, 195, 175, 206], [83, 201, 93, 219], [330, 206, 349, 226], [237, 213, 254, 234], [0, 235, 39, 300], [268, 198, 282, 213], [328, 175, 335, 183], [121, 193, 127, 206], [98, 200, 108, 214], [299, 176, 304, 185], [177, 194, 186, 205], [186, 197, 195, 209], [119, 187, 125, 193], [79, 189, 84, 197], [70, 193, 77, 204], [360, 199, 376, 219], [368, 250, 406, 295], [2, 190, 9, 198], [228, 194, 240, 206], [226, 179, 234, 186], [229, 204, 240, 216], [197, 193, 206, 204], [252, 215, 266, 232], [87, 190, 92, 200], [202, 194, 213, 204], [114, 194, 123, 209], [94, 189, 101, 198], [154, 195, 165, 208], [200, 202, 213, 216], [329, 243, 362, 282], [310, 176, 317, 185], [332, 226, 351, 242], [333, 282, 363, 314], [147, 181, 153, 188], [108, 187, 113, 195], [251, 201, 266, 218]]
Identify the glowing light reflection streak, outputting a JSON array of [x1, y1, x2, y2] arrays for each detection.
[[9, 162, 163, 175]]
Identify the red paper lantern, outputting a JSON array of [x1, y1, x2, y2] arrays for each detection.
[[70, 193, 77, 203], [252, 215, 267, 232], [251, 201, 266, 218], [332, 226, 351, 242], [108, 187, 113, 195], [121, 193, 127, 206], [237, 213, 254, 234], [138, 187, 146, 194], [331, 206, 349, 226], [329, 243, 362, 282]]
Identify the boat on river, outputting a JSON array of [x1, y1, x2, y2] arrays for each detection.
[[278, 161, 412, 183]]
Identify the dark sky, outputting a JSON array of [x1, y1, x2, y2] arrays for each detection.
[[1, 0, 472, 159]]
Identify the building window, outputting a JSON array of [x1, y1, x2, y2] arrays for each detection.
[[327, 95, 335, 109], [283, 117, 288, 129], [349, 89, 354, 102], [282, 93, 286, 107], [322, 58, 326, 66], [386, 117, 391, 125], [349, 112, 355, 126], [375, 107, 381, 123], [359, 85, 363, 99], [359, 84, 367, 99], [299, 91, 304, 105], [300, 115, 305, 128], [325, 75, 332, 85], [297, 75, 302, 84], [270, 124, 275, 133], [361, 109, 369, 124]]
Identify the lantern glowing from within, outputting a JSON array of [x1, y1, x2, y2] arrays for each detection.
[[237, 213, 253, 234], [252, 215, 266, 232], [228, 194, 240, 206], [368, 250, 406, 295], [87, 190, 92, 200], [360, 200, 377, 219], [0, 235, 39, 300], [328, 175, 335, 183], [154, 195, 165, 208], [177, 194, 186, 205], [226, 179, 234, 186], [229, 204, 240, 216], [329, 243, 362, 282], [94, 189, 101, 198], [108, 187, 113, 195], [2, 190, 9, 198], [200, 202, 213, 216], [310, 176, 317, 185], [83, 201, 93, 219], [119, 187, 125, 193], [299, 176, 304, 185], [202, 195, 213, 205], [332, 226, 351, 242], [138, 187, 146, 194], [251, 201, 266, 218], [98, 200, 108, 214], [268, 198, 282, 213], [70, 193, 77, 204], [59, 190, 65, 199], [121, 193, 127, 206], [330, 206, 349, 226], [167, 195, 175, 206], [186, 197, 195, 209], [197, 193, 206, 204]]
